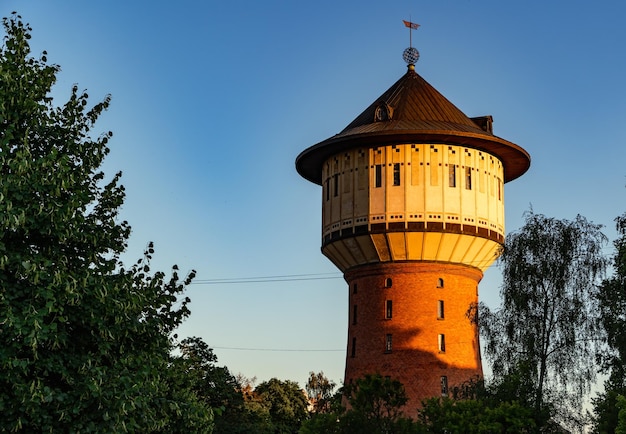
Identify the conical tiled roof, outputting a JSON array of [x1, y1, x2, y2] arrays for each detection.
[[296, 65, 530, 185]]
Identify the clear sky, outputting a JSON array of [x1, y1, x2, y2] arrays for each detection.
[[3, 1, 626, 391]]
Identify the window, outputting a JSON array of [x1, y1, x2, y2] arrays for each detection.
[[449, 165, 456, 187], [437, 278, 444, 288], [358, 151, 367, 189], [437, 300, 444, 319], [385, 334, 393, 353], [352, 305, 357, 325], [393, 163, 401, 186], [344, 154, 351, 193], [385, 278, 393, 288], [351, 337, 356, 358], [385, 300, 393, 319], [438, 334, 446, 353], [430, 146, 439, 186], [325, 179, 330, 201], [333, 173, 339, 197], [411, 146, 421, 186], [441, 376, 449, 396], [375, 164, 382, 188], [465, 167, 472, 190], [353, 283, 358, 294]]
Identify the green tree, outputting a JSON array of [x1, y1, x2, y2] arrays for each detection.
[[0, 14, 212, 432], [255, 378, 309, 434], [305, 371, 336, 414], [418, 397, 536, 434], [593, 213, 626, 433], [596, 214, 626, 381], [298, 413, 342, 434], [616, 395, 626, 434], [595, 389, 626, 434], [175, 338, 289, 434], [341, 373, 412, 434], [176, 337, 247, 432], [299, 387, 344, 434], [238, 376, 275, 434], [416, 376, 538, 433], [479, 211, 607, 430]]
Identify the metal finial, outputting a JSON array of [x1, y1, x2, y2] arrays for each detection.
[[402, 20, 420, 66], [403, 47, 420, 66]]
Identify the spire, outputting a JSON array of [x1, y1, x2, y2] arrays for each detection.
[[402, 20, 421, 68]]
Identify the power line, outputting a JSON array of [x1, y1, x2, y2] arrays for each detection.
[[212, 340, 478, 353], [191, 273, 343, 285], [212, 346, 343, 352], [190, 260, 492, 286]]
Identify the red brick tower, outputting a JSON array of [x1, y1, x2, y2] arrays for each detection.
[[295, 43, 530, 417]]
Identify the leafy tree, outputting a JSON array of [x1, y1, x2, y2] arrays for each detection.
[[255, 378, 309, 433], [341, 373, 413, 433], [594, 213, 626, 433], [299, 388, 345, 434], [305, 371, 336, 414], [298, 413, 343, 434], [176, 337, 248, 432], [596, 213, 626, 381], [418, 397, 536, 434], [0, 13, 212, 432], [617, 395, 626, 434], [415, 376, 537, 433], [479, 211, 607, 429], [239, 378, 275, 434], [594, 389, 625, 434]]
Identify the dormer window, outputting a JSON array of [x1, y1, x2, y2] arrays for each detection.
[[374, 103, 394, 122]]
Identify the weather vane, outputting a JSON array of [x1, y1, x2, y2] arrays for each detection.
[[402, 19, 420, 66]]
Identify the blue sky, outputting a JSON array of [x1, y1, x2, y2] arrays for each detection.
[[4, 1, 626, 390]]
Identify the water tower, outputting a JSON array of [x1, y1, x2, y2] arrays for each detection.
[[295, 30, 530, 416]]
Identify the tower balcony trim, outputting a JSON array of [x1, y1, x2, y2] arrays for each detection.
[[323, 222, 504, 247]]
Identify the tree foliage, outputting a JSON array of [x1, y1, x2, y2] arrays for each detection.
[[237, 376, 275, 434], [300, 374, 542, 434], [616, 395, 626, 434], [175, 337, 248, 432], [593, 212, 626, 433], [305, 371, 336, 414], [343, 373, 408, 423], [300, 374, 417, 434], [479, 211, 607, 428], [255, 378, 309, 433], [0, 13, 212, 432], [418, 397, 536, 434], [594, 388, 625, 434], [340, 373, 413, 433], [596, 213, 626, 382]]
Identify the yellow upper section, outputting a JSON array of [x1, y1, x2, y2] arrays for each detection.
[[320, 143, 505, 271]]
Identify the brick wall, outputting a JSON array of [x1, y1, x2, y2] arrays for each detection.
[[343, 262, 483, 419]]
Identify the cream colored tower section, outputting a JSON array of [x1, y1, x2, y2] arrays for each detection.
[[321, 143, 504, 272]]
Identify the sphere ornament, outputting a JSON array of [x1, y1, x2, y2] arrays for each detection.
[[403, 47, 420, 65]]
